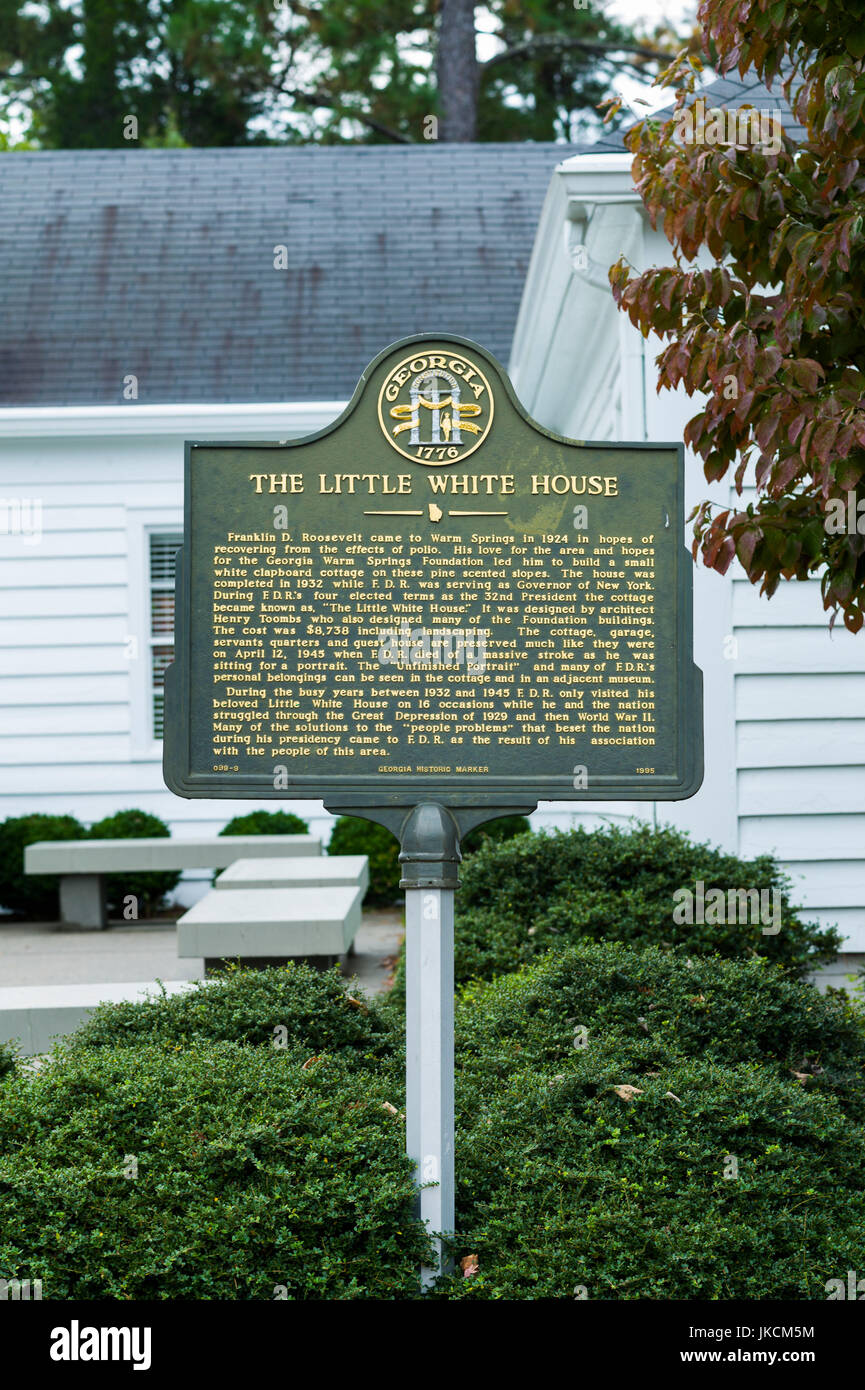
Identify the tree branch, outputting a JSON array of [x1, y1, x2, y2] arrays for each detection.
[[482, 36, 672, 71], [284, 86, 414, 142]]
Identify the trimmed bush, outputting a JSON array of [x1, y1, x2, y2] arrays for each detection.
[[67, 964, 396, 1073], [327, 816, 401, 905], [433, 943, 865, 1299], [0, 1042, 430, 1299], [454, 942, 865, 1123], [451, 823, 841, 983], [443, 1056, 865, 1299], [212, 810, 311, 885], [87, 810, 180, 918], [0, 813, 85, 919], [219, 810, 309, 837], [461, 814, 532, 856], [0, 1040, 18, 1081], [3, 950, 863, 1300]]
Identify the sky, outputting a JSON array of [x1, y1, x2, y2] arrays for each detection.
[[608, 0, 697, 29]]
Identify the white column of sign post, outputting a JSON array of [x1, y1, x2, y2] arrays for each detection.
[[404, 880, 455, 1288]]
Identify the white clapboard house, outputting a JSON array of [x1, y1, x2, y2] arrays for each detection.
[[0, 101, 862, 965]]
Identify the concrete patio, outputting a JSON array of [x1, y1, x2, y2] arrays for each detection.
[[0, 908, 404, 1055]]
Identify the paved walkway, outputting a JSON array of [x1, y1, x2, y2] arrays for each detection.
[[0, 909, 404, 998]]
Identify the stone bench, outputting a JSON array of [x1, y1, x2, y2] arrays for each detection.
[[215, 855, 368, 895], [177, 884, 363, 971], [0, 980, 197, 1056], [24, 835, 321, 930]]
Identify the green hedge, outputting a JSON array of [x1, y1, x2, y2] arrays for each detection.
[[442, 1055, 865, 1299], [453, 942, 865, 1124], [431, 943, 865, 1299], [219, 810, 309, 837], [0, 1041, 429, 1299], [326, 816, 401, 905], [3, 952, 864, 1299], [0, 813, 85, 919], [87, 810, 180, 918], [324, 813, 533, 907], [450, 823, 841, 984], [66, 964, 396, 1073], [461, 815, 533, 856], [0, 1040, 18, 1081]]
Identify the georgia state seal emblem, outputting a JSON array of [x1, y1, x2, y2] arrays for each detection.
[[377, 349, 494, 464]]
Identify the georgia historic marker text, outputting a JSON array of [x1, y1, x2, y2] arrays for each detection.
[[163, 335, 703, 812]]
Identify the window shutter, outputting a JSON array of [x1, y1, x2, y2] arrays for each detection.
[[148, 533, 181, 739]]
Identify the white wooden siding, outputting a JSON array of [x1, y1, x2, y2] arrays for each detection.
[[0, 413, 340, 905], [510, 162, 865, 957]]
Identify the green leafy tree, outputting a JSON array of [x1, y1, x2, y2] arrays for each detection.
[[0, 0, 676, 148], [609, 1, 865, 632]]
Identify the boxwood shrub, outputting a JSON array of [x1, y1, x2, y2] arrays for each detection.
[[67, 964, 396, 1073], [87, 809, 180, 918], [461, 814, 532, 855], [0, 812, 85, 920], [327, 816, 401, 905], [433, 943, 865, 1299], [441, 1055, 865, 1300], [450, 823, 841, 984], [4, 950, 862, 1300], [0, 1040, 18, 1081], [454, 942, 865, 1123], [0, 1042, 430, 1299], [219, 810, 309, 837]]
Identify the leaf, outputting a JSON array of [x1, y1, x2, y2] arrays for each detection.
[[792, 231, 817, 274], [613, 1085, 643, 1102], [713, 537, 738, 575], [756, 413, 780, 452], [737, 529, 762, 570], [812, 420, 839, 467], [787, 412, 807, 445]]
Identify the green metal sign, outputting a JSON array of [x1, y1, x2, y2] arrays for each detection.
[[163, 334, 703, 818]]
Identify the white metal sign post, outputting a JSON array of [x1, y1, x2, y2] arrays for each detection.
[[399, 803, 460, 1286]]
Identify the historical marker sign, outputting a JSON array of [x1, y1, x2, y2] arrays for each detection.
[[164, 334, 703, 812], [163, 332, 704, 1285]]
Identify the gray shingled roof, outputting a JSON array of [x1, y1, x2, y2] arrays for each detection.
[[590, 66, 807, 153], [0, 144, 572, 406]]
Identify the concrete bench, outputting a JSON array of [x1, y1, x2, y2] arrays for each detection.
[[24, 835, 321, 930], [0, 980, 197, 1056], [177, 884, 363, 970], [215, 855, 368, 894]]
